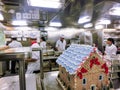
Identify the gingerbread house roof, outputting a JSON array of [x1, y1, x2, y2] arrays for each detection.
[[56, 44, 101, 74]]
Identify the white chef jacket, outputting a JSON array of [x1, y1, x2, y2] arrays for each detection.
[[8, 40, 22, 48], [26, 43, 40, 74], [105, 44, 117, 57], [40, 41, 46, 53], [56, 39, 66, 51], [40, 41, 46, 49]]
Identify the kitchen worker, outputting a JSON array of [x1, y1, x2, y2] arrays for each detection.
[[8, 37, 22, 74], [56, 34, 66, 52], [40, 37, 46, 50], [104, 38, 117, 58], [26, 35, 40, 74]]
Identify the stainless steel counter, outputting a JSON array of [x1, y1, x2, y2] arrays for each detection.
[[43, 56, 58, 71], [0, 47, 60, 90], [0, 47, 32, 90], [43, 56, 58, 61]]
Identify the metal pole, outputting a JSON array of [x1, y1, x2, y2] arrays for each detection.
[[32, 48, 44, 90], [40, 49, 44, 79], [19, 58, 26, 90], [40, 49, 45, 90]]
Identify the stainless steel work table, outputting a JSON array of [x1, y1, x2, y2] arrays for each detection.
[[43, 56, 58, 60], [43, 56, 58, 71], [0, 47, 31, 90]]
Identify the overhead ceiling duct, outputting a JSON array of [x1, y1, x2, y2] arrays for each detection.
[[92, 1, 113, 24], [59, 0, 120, 28], [78, 1, 93, 24], [92, 1, 120, 28], [60, 0, 81, 27], [2, 0, 120, 28], [60, 0, 94, 27]]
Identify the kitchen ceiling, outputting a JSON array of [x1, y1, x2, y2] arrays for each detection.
[[1, 0, 120, 28]]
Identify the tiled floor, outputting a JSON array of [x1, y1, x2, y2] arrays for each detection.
[[1, 71, 120, 90], [43, 71, 62, 90]]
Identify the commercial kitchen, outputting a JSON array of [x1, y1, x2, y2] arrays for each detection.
[[0, 0, 120, 90]]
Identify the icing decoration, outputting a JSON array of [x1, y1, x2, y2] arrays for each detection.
[[101, 63, 108, 74], [90, 57, 100, 68], [77, 67, 88, 79]]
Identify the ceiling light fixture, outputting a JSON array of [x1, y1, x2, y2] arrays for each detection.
[[12, 20, 27, 26], [0, 13, 4, 21], [109, 3, 120, 16], [27, 0, 62, 9], [109, 8, 120, 16], [84, 23, 93, 28], [103, 29, 116, 32], [96, 19, 111, 25], [45, 27, 58, 31], [49, 22, 62, 27], [78, 16, 91, 24], [95, 24, 104, 29]]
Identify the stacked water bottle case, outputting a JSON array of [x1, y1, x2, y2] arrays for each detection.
[[56, 44, 110, 90]]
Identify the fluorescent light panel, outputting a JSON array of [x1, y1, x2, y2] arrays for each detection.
[[103, 29, 116, 32], [49, 22, 62, 27], [27, 0, 62, 8], [109, 8, 120, 16], [95, 25, 104, 29], [45, 27, 58, 31], [78, 16, 91, 24], [96, 19, 111, 25], [12, 20, 27, 25], [84, 23, 93, 28], [0, 13, 4, 21], [109, 3, 120, 16]]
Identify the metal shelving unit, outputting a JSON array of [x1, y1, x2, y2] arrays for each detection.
[[109, 57, 120, 89]]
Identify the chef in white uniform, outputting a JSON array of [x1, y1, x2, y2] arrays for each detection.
[[40, 37, 46, 49], [8, 37, 22, 73], [56, 34, 66, 52], [105, 38, 117, 59], [26, 35, 40, 74]]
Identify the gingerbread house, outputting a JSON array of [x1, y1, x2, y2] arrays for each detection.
[[56, 44, 109, 90]]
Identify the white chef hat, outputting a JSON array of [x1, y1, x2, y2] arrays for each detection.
[[60, 34, 65, 38], [29, 33, 37, 39]]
